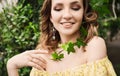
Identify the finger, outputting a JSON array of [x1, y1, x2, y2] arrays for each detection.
[[32, 49, 49, 54], [30, 53, 46, 64], [25, 50, 48, 55], [27, 61, 45, 71], [27, 54, 46, 69], [31, 58, 46, 69], [25, 50, 47, 70]]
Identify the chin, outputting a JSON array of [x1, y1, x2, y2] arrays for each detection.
[[60, 31, 77, 36]]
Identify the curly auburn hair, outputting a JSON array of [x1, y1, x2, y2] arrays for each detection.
[[36, 0, 98, 51]]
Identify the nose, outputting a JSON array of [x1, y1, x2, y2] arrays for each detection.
[[63, 9, 72, 20]]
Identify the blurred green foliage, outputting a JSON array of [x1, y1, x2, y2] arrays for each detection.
[[90, 0, 120, 40], [0, 0, 40, 76], [90, 0, 110, 16]]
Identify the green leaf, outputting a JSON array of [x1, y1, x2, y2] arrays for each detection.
[[90, 0, 110, 17], [51, 52, 64, 61], [75, 38, 86, 48], [80, 26, 88, 38], [61, 42, 75, 54]]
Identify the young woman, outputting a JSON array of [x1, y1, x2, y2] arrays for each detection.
[[7, 0, 117, 76]]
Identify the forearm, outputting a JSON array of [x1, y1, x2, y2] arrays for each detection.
[[7, 67, 19, 76], [7, 59, 19, 76]]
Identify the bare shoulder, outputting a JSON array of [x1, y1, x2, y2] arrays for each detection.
[[86, 36, 107, 62]]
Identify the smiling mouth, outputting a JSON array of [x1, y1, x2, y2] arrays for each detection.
[[60, 22, 75, 28], [60, 22, 75, 25]]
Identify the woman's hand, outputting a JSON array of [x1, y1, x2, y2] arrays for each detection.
[[7, 50, 48, 76]]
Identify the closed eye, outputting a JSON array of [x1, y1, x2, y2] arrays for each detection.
[[53, 4, 63, 12], [54, 8, 62, 11], [72, 7, 80, 11]]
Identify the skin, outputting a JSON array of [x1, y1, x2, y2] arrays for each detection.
[[7, 0, 107, 76], [45, 36, 107, 74], [50, 0, 84, 43], [7, 50, 48, 76]]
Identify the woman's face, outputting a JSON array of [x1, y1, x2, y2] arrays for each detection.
[[50, 0, 84, 36]]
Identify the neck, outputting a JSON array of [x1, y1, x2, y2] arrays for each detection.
[[60, 32, 80, 44]]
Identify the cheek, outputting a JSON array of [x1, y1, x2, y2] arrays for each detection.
[[51, 11, 61, 23], [75, 12, 83, 23], [77, 11, 84, 19], [76, 9, 84, 16]]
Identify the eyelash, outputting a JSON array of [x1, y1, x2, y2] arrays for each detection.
[[72, 7, 80, 11], [54, 8, 62, 11], [54, 7, 80, 11]]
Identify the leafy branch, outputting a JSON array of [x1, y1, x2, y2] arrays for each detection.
[[51, 38, 86, 61]]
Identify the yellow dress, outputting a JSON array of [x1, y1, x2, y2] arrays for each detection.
[[30, 57, 117, 76]]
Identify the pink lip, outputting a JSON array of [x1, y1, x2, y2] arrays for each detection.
[[60, 22, 75, 28], [60, 22, 74, 24]]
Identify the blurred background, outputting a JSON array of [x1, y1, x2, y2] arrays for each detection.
[[0, 0, 120, 76]]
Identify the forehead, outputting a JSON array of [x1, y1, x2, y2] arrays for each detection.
[[51, 0, 83, 5]]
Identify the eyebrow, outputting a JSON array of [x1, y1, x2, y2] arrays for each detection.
[[70, 1, 81, 5], [54, 1, 80, 6], [55, 1, 80, 6], [53, 1, 63, 6]]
